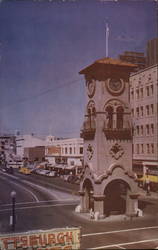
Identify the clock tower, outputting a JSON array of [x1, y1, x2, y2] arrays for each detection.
[[79, 58, 139, 218]]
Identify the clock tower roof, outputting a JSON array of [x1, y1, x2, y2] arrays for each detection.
[[79, 57, 137, 75]]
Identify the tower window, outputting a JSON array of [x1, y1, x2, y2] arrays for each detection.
[[105, 106, 113, 129], [116, 106, 124, 129]]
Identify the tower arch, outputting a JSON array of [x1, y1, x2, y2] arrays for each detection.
[[104, 178, 130, 216]]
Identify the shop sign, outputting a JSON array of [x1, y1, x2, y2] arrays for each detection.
[[0, 227, 80, 250]]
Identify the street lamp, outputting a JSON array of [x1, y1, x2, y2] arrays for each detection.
[[10, 190, 16, 232]]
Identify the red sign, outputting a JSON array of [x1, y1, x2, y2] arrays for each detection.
[[0, 227, 80, 250], [47, 146, 61, 156]]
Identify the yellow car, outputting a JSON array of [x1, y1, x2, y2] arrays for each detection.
[[19, 167, 31, 175]]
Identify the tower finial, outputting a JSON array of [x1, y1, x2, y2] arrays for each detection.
[[105, 22, 109, 58]]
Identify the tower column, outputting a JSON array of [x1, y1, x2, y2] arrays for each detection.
[[79, 190, 89, 213], [126, 190, 139, 216], [93, 195, 105, 218]]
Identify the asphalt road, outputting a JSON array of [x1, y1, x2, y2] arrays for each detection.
[[0, 170, 158, 249]]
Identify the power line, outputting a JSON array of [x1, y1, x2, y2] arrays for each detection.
[[0, 78, 82, 112]]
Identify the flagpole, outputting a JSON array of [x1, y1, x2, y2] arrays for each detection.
[[106, 22, 109, 58]]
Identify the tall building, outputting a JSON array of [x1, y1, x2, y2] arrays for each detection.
[[119, 51, 146, 70], [130, 64, 158, 176], [146, 38, 158, 67]]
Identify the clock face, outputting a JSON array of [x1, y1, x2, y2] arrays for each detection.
[[87, 79, 96, 98], [107, 78, 124, 95]]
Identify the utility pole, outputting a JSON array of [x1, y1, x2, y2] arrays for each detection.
[[10, 191, 16, 232]]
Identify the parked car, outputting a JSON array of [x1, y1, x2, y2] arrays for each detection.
[[46, 171, 57, 177], [18, 167, 31, 175], [38, 169, 50, 176], [33, 169, 43, 174]]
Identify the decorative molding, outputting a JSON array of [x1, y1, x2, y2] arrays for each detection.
[[109, 143, 124, 160], [86, 79, 96, 98], [87, 144, 94, 160]]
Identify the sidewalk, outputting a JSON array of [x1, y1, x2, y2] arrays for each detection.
[[138, 189, 158, 200]]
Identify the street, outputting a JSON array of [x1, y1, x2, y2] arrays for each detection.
[[0, 170, 158, 249]]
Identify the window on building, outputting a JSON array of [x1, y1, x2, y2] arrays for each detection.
[[136, 89, 139, 99], [148, 74, 151, 81], [146, 86, 150, 96], [130, 89, 134, 99], [136, 107, 139, 117], [146, 105, 149, 116], [141, 125, 143, 135], [147, 144, 150, 154], [140, 106, 143, 116], [140, 88, 143, 98], [74, 147, 76, 154], [131, 109, 134, 117], [136, 144, 139, 154], [65, 148, 67, 154], [136, 126, 139, 136], [70, 147, 72, 154], [80, 147, 83, 154], [150, 85, 154, 95], [151, 104, 154, 114], [70, 161, 74, 166], [141, 144, 144, 154], [151, 143, 154, 154], [151, 124, 154, 135], [146, 124, 149, 135]]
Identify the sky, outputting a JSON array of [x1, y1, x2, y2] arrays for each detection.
[[0, 0, 157, 138]]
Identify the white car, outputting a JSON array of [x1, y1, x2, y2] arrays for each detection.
[[39, 169, 50, 175], [46, 171, 56, 177]]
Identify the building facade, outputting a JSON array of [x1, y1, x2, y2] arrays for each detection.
[[0, 134, 16, 165], [16, 134, 46, 159], [24, 146, 45, 162], [130, 64, 158, 176], [45, 137, 83, 167]]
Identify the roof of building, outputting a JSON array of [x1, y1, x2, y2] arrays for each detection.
[[79, 57, 137, 74]]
